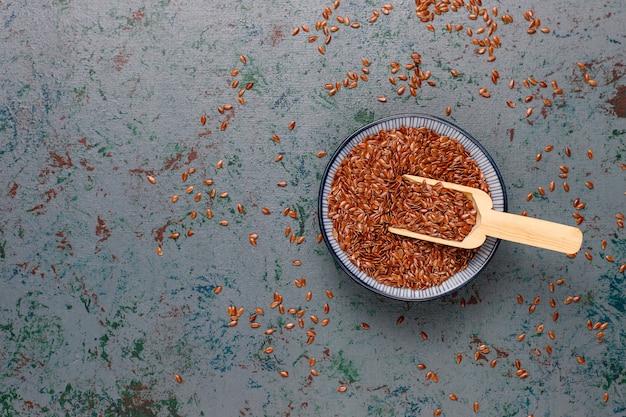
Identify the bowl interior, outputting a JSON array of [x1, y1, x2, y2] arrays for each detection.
[[318, 114, 507, 301]]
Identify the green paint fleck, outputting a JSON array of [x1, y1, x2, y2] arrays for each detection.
[[274, 259, 282, 282], [330, 349, 360, 383], [354, 109, 375, 125]]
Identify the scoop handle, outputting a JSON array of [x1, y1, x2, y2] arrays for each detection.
[[479, 210, 583, 254]]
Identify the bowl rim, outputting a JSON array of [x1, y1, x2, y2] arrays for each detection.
[[317, 113, 508, 301]]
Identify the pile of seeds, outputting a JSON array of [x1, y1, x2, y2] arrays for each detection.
[[327, 126, 489, 290], [392, 180, 477, 241]]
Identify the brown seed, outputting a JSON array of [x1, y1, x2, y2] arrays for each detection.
[[434, 409, 442, 417], [396, 315, 405, 325], [526, 107, 533, 118], [337, 386, 347, 393], [219, 220, 229, 226], [585, 181, 594, 189], [563, 182, 569, 192], [277, 181, 287, 187], [526, 192, 534, 201], [377, 96, 387, 102], [361, 322, 370, 330], [576, 356, 586, 365], [171, 195, 179, 203], [174, 374, 183, 383], [553, 311, 559, 322], [606, 255, 615, 263], [326, 289, 334, 298], [292, 260, 302, 266], [420, 331, 428, 340], [169, 232, 180, 239], [473, 402, 479, 413], [517, 333, 526, 341], [417, 363, 427, 370], [506, 100, 516, 108], [490, 358, 498, 368], [218, 191, 228, 198], [318, 45, 325, 55], [317, 150, 327, 158], [146, 175, 157, 184], [536, 324, 544, 334], [216, 160, 223, 169], [517, 294, 524, 304], [279, 371, 289, 378], [456, 353, 463, 364], [321, 318, 330, 326]]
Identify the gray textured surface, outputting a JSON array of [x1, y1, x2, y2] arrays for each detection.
[[1, 0, 625, 416]]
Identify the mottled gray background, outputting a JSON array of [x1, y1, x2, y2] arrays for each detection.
[[1, 0, 625, 416]]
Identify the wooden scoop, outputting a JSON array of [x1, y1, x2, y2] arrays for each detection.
[[388, 175, 583, 254]]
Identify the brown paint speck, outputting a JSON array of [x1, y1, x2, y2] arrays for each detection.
[[9, 182, 18, 198], [607, 85, 626, 117], [96, 216, 111, 242]]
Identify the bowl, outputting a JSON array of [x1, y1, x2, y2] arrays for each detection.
[[318, 114, 507, 301]]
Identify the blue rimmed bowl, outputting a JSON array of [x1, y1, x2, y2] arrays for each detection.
[[318, 114, 507, 301]]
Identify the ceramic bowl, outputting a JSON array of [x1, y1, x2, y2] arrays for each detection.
[[318, 114, 507, 301]]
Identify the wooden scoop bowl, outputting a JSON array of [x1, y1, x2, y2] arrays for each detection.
[[388, 175, 583, 254]]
